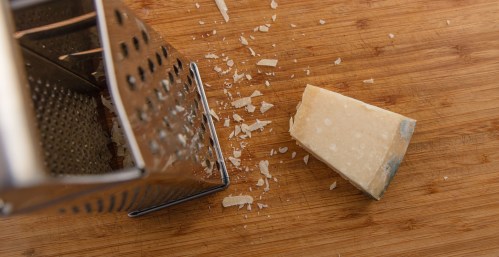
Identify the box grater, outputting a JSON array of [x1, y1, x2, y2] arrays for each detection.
[[0, 0, 229, 217]]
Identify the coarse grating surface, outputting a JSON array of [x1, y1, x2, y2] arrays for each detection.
[[99, 0, 220, 177]]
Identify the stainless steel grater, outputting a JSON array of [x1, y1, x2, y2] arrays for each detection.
[[0, 0, 229, 217]]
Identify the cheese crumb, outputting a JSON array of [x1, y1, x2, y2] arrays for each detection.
[[264, 178, 270, 192], [228, 157, 241, 167], [233, 150, 242, 158], [444, 176, 449, 180], [205, 53, 219, 59], [195, 3, 200, 8], [257, 59, 278, 67], [446, 20, 451, 25], [259, 160, 271, 178], [363, 78, 374, 84], [251, 90, 263, 97], [231, 97, 252, 108], [388, 33, 395, 39], [278, 147, 288, 153], [256, 178, 265, 186], [334, 57, 342, 65], [222, 195, 253, 207], [291, 152, 296, 159], [248, 47, 256, 56], [329, 181, 337, 190], [272, 14, 277, 22], [199, 20, 205, 25], [215, 0, 230, 22], [233, 113, 244, 122], [257, 203, 268, 209], [240, 36, 249, 46], [319, 19, 326, 25], [259, 25, 269, 32], [260, 101, 274, 113], [290, 24, 297, 28], [209, 109, 220, 121], [304, 155, 310, 165], [224, 118, 230, 127], [265, 80, 271, 87], [270, 0, 278, 9], [227, 59, 234, 67]]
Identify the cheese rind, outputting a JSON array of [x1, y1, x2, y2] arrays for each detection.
[[290, 84, 416, 200]]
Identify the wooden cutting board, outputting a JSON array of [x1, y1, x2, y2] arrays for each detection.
[[2, 0, 499, 256]]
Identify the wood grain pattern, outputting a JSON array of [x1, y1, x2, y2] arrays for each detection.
[[2, 0, 499, 256]]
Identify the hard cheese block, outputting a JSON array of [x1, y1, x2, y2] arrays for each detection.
[[290, 85, 416, 200]]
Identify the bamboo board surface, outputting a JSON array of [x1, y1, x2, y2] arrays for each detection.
[[2, 0, 499, 256]]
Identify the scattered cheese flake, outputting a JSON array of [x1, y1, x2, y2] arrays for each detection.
[[199, 20, 205, 25], [233, 150, 242, 158], [256, 178, 265, 186], [245, 74, 252, 80], [260, 101, 274, 113], [272, 14, 277, 22], [278, 147, 288, 153], [251, 90, 263, 97], [178, 134, 187, 147], [270, 0, 278, 9], [227, 59, 234, 67], [303, 155, 310, 165], [209, 109, 220, 121], [231, 97, 252, 108], [228, 157, 241, 167], [259, 160, 271, 178], [248, 47, 256, 56], [212, 30, 217, 35], [215, 0, 230, 22], [224, 118, 230, 127], [264, 178, 270, 192], [259, 25, 269, 32], [240, 36, 249, 46], [330, 181, 337, 190], [334, 57, 342, 65], [257, 59, 278, 67], [229, 131, 235, 139], [257, 203, 268, 209], [246, 104, 256, 113], [233, 70, 245, 83], [214, 66, 222, 73], [204, 83, 212, 87], [205, 53, 219, 59], [290, 24, 297, 28], [388, 33, 395, 39], [291, 152, 296, 159], [233, 113, 244, 122], [176, 105, 185, 112], [234, 125, 241, 136], [446, 20, 451, 25], [444, 176, 449, 180], [195, 3, 200, 8], [248, 119, 272, 131], [222, 195, 253, 207], [319, 19, 326, 25], [265, 80, 271, 87], [273, 177, 278, 182], [363, 78, 374, 84], [246, 205, 251, 211]]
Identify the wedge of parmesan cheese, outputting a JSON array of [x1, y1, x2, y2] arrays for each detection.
[[290, 84, 416, 200]]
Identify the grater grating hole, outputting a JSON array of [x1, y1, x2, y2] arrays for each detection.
[[202, 114, 208, 125], [158, 129, 167, 141], [216, 161, 221, 171], [184, 82, 190, 93], [176, 58, 183, 70], [209, 137, 215, 148], [145, 96, 154, 111], [85, 202, 92, 213], [138, 66, 145, 82], [155, 52, 162, 66], [173, 64, 179, 76], [108, 194, 116, 212], [126, 74, 136, 90], [141, 29, 149, 44], [154, 88, 164, 101], [161, 79, 170, 93], [187, 75, 192, 86], [200, 122, 206, 133], [115, 9, 124, 25], [149, 140, 159, 154], [162, 116, 171, 130], [161, 45, 168, 59], [148, 58, 155, 73], [132, 36, 140, 51], [116, 190, 128, 211], [97, 198, 104, 212], [168, 72, 174, 84], [137, 109, 147, 121], [120, 42, 129, 58], [72, 206, 80, 214]]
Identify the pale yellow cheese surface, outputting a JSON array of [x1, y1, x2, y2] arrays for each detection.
[[290, 85, 416, 199]]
